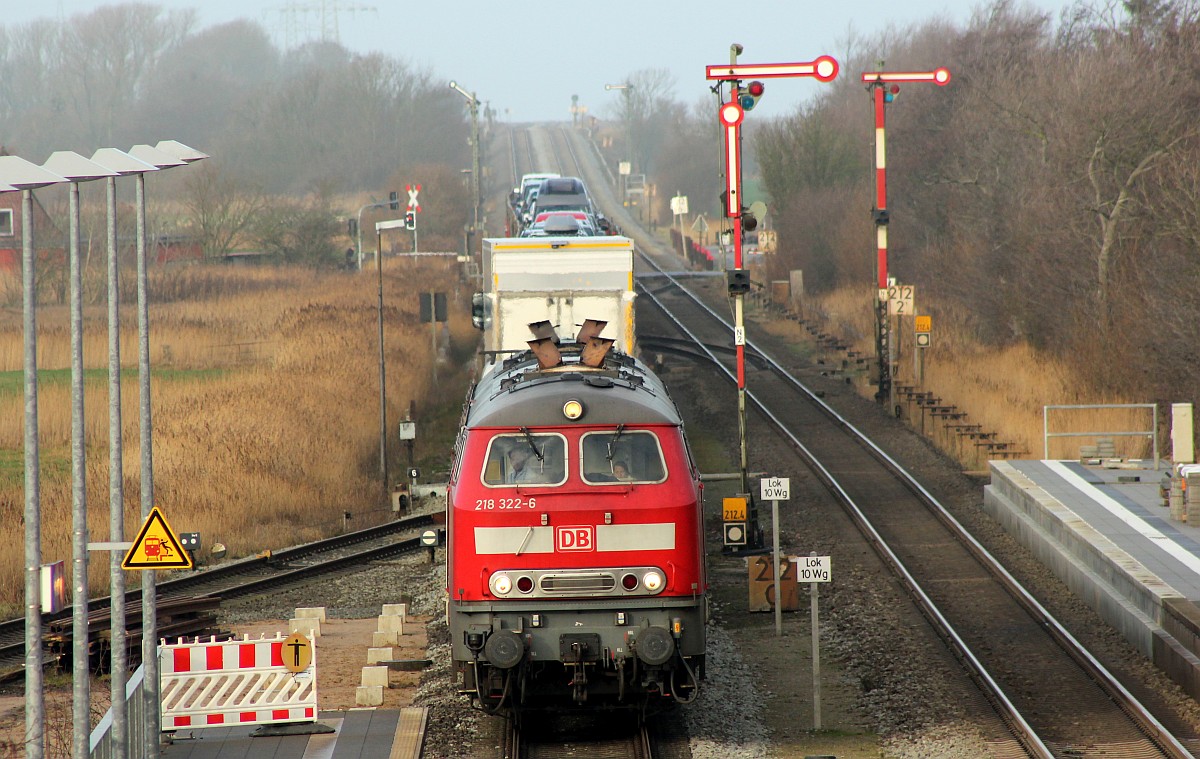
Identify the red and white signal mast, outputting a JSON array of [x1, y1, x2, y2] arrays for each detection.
[[861, 66, 950, 406], [706, 45, 838, 545]]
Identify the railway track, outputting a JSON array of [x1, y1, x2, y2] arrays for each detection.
[[527, 121, 1200, 756], [484, 123, 1200, 755], [503, 712, 694, 759], [1, 509, 440, 682], [635, 259, 1200, 757]]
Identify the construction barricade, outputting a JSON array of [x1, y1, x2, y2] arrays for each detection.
[[159, 632, 317, 730]]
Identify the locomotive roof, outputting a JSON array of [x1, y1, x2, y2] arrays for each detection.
[[466, 347, 682, 429]]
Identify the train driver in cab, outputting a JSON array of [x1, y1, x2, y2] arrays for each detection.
[[504, 438, 565, 484], [506, 446, 539, 483]]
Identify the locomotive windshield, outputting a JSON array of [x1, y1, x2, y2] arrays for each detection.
[[482, 432, 567, 487], [581, 430, 667, 484]]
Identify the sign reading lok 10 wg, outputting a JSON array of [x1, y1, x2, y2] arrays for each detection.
[[760, 477, 790, 501], [791, 555, 832, 583]]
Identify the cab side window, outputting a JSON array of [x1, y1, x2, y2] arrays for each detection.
[[482, 433, 567, 487], [580, 430, 666, 484]]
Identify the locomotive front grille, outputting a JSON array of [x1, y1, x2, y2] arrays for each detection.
[[539, 572, 616, 594]]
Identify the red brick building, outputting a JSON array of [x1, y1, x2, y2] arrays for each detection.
[[0, 190, 62, 272]]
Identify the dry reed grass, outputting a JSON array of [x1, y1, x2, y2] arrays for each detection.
[[797, 286, 1157, 467], [0, 259, 474, 616]]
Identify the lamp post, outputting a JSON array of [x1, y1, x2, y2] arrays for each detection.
[[0, 155, 67, 759], [449, 80, 482, 254], [103, 143, 187, 758], [375, 217, 407, 494], [136, 140, 205, 756], [42, 150, 120, 759], [356, 201, 390, 270], [604, 84, 635, 202], [103, 141, 206, 757]]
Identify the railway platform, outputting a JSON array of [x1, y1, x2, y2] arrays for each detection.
[[159, 706, 425, 758], [985, 459, 1200, 699]]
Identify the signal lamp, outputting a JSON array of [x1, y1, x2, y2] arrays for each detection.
[[739, 80, 765, 111], [562, 399, 584, 420], [622, 573, 639, 591], [516, 575, 534, 593], [491, 573, 512, 595], [884, 83, 900, 103]]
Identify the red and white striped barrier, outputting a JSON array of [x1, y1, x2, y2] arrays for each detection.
[[159, 633, 318, 730]]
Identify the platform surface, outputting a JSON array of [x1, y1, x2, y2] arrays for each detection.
[[1005, 459, 1200, 599], [159, 708, 408, 759]]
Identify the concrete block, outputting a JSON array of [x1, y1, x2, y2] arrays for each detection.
[[382, 603, 407, 621], [361, 665, 389, 687], [372, 631, 398, 647], [367, 647, 394, 665], [355, 685, 383, 706], [294, 607, 326, 622], [378, 615, 404, 635], [289, 617, 321, 638]]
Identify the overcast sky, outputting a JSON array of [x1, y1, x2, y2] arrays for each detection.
[[18, 0, 1077, 123]]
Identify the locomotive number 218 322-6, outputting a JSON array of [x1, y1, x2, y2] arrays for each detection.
[[475, 498, 536, 510]]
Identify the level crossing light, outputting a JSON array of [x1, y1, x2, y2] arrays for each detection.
[[449, 80, 482, 256]]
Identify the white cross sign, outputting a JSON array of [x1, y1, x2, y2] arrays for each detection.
[[760, 477, 790, 501], [406, 184, 421, 212]]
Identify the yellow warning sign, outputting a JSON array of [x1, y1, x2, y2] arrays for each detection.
[[915, 315, 932, 333], [282, 633, 313, 673], [121, 507, 194, 570]]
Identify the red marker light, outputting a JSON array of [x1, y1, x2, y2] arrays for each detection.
[[747, 80, 765, 97]]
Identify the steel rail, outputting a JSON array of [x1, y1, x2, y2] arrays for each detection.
[[0, 511, 439, 681], [635, 254, 1192, 757]]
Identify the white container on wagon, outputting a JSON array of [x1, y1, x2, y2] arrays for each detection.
[[472, 235, 636, 370]]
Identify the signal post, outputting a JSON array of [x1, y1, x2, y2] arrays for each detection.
[[861, 67, 950, 409], [706, 46, 838, 547]]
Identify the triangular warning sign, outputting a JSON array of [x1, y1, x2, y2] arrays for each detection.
[[122, 507, 193, 570]]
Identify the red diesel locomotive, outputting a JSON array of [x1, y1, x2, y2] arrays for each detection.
[[447, 322, 706, 715]]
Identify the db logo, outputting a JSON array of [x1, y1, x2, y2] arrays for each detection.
[[555, 525, 595, 552]]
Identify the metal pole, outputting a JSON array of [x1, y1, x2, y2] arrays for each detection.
[[730, 45, 750, 502], [23, 187, 45, 759], [377, 228, 388, 492], [870, 80, 891, 405], [772, 498, 781, 637], [811, 578, 822, 730], [430, 293, 438, 384], [69, 180, 91, 759], [106, 175, 129, 758], [357, 205, 366, 272], [135, 171, 160, 756], [471, 96, 481, 243], [356, 201, 386, 272]]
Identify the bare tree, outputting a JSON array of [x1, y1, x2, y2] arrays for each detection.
[[183, 163, 268, 259]]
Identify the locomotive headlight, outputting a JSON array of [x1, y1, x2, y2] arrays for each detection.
[[491, 573, 513, 595], [562, 399, 584, 420], [642, 570, 664, 593]]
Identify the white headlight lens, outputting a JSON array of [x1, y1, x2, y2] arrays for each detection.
[[493, 574, 512, 595], [642, 571, 664, 592], [563, 399, 584, 420]]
